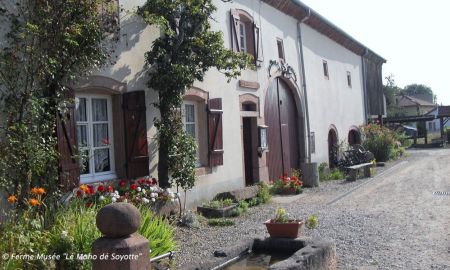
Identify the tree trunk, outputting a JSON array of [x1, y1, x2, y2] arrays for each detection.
[[158, 107, 171, 188]]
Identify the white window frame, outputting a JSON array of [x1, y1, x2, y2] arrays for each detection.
[[75, 94, 116, 184], [182, 101, 201, 167], [239, 21, 247, 53]]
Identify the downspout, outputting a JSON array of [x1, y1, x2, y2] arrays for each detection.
[[297, 9, 311, 163], [361, 48, 369, 123]]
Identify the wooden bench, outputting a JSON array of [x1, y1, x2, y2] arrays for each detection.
[[346, 162, 373, 181]]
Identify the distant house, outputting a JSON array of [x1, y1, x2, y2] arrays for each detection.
[[425, 106, 450, 133], [395, 95, 435, 116]]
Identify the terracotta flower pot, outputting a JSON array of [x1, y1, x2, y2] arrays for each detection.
[[264, 219, 304, 238]]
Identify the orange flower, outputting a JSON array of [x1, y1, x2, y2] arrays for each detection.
[[28, 198, 40, 206], [7, 195, 17, 204], [79, 185, 89, 193], [31, 187, 45, 195]]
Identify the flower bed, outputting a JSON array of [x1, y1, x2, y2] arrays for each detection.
[[270, 172, 303, 195]]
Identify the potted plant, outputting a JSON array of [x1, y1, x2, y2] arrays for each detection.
[[264, 208, 304, 238]]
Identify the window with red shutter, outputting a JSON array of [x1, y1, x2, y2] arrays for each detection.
[[123, 91, 150, 178], [230, 9, 263, 65], [56, 88, 80, 191], [208, 98, 224, 166]]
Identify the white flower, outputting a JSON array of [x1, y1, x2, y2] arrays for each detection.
[[111, 197, 117, 203], [123, 199, 128, 203], [141, 188, 146, 194], [149, 187, 155, 192], [150, 192, 158, 198], [142, 198, 150, 204], [99, 196, 105, 201], [151, 198, 156, 202], [114, 190, 119, 195], [137, 187, 142, 192], [61, 231, 68, 239]]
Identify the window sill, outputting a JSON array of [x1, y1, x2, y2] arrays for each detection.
[[195, 166, 212, 176], [80, 172, 117, 184]]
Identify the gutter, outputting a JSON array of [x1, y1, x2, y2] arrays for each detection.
[[296, 8, 311, 163]]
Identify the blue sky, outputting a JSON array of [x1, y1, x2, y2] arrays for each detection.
[[300, 0, 450, 105]]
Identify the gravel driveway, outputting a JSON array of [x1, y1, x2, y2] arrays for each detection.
[[174, 149, 450, 269]]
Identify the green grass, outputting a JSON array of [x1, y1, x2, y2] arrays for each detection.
[[207, 218, 235, 226]]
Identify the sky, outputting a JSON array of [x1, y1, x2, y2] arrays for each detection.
[[299, 0, 450, 105]]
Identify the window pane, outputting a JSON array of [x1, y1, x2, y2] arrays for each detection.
[[93, 124, 109, 147], [92, 98, 108, 122], [185, 104, 195, 123], [77, 125, 88, 147], [94, 148, 110, 173], [186, 124, 196, 138], [80, 149, 90, 175], [76, 98, 87, 122]]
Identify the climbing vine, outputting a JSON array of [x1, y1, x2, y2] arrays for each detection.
[[138, 0, 251, 190], [0, 0, 116, 205]]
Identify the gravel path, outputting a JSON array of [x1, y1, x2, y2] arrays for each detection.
[[174, 149, 450, 269]]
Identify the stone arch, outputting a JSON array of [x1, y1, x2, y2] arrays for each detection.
[[348, 126, 361, 146], [328, 125, 339, 168], [74, 75, 127, 94], [263, 75, 307, 180]]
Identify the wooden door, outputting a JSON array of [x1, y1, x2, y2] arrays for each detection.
[[265, 78, 300, 181], [328, 129, 338, 168], [243, 117, 254, 186]]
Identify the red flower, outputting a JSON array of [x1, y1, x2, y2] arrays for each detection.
[[130, 183, 137, 190], [151, 178, 158, 185], [86, 185, 95, 195], [108, 185, 114, 193], [76, 190, 82, 197], [97, 185, 105, 193], [119, 180, 126, 187], [102, 138, 110, 145]]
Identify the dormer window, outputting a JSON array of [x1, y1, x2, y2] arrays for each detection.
[[230, 9, 263, 65]]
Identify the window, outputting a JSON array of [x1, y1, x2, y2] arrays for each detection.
[[239, 21, 247, 53], [277, 39, 285, 61], [75, 95, 115, 183], [323, 60, 329, 79], [347, 71, 352, 88], [182, 101, 197, 139], [230, 9, 263, 64]]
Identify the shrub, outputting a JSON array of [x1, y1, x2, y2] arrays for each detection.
[[238, 200, 249, 212], [203, 198, 235, 209], [361, 124, 395, 162], [329, 169, 345, 180], [257, 183, 271, 203], [139, 207, 176, 257], [207, 218, 235, 226]]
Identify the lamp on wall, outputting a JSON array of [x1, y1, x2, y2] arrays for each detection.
[[258, 125, 268, 157]]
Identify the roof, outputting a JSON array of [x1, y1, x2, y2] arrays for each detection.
[[261, 0, 386, 63], [396, 95, 435, 107], [438, 106, 450, 117]]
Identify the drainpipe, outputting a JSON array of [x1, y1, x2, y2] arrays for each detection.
[[297, 9, 311, 163], [361, 49, 369, 124]]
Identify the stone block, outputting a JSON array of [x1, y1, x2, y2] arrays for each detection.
[[92, 234, 150, 270], [96, 203, 140, 238], [214, 185, 260, 201]]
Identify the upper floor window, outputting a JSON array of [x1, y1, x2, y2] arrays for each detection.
[[277, 39, 285, 61], [347, 71, 352, 88], [323, 60, 329, 79], [230, 9, 263, 65]]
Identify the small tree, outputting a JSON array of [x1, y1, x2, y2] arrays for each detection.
[[138, 0, 250, 194], [0, 0, 116, 204]]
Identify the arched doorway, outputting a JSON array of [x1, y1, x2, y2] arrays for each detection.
[[328, 127, 338, 168], [264, 77, 301, 181], [348, 129, 361, 145]]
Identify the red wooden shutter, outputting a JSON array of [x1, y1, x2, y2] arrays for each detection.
[[56, 88, 80, 191], [253, 23, 264, 63], [230, 9, 241, 52], [123, 91, 149, 179], [208, 98, 224, 166]]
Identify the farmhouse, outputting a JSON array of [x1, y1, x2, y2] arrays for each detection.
[[2, 0, 386, 208]]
